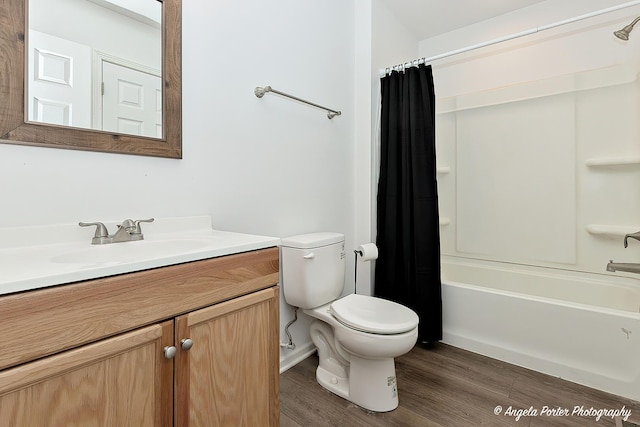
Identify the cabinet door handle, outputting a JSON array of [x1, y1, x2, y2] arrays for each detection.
[[164, 346, 177, 359], [181, 338, 194, 351]]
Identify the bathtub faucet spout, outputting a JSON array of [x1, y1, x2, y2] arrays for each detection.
[[606, 260, 640, 274]]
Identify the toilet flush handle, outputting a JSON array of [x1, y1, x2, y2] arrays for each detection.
[[303, 253, 315, 259]]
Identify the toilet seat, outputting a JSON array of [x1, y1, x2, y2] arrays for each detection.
[[329, 294, 419, 335]]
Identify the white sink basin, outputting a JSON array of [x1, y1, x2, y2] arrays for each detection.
[[50, 239, 210, 265], [0, 216, 280, 296]]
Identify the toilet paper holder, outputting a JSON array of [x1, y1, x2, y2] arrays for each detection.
[[353, 243, 378, 294]]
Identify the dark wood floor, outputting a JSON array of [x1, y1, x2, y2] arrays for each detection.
[[280, 343, 640, 426]]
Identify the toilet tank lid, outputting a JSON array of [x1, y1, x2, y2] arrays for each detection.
[[280, 232, 344, 249]]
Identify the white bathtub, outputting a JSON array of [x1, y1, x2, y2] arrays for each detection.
[[441, 257, 640, 401]]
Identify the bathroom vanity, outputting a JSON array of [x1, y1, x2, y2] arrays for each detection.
[[0, 217, 280, 426]]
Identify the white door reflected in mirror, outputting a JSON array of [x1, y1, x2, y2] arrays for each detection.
[[102, 62, 162, 138], [28, 30, 92, 127]]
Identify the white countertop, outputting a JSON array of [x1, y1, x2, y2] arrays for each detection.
[[0, 216, 280, 296]]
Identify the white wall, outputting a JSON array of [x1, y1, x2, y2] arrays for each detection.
[[0, 0, 360, 371], [350, 0, 419, 300], [184, 0, 357, 370], [353, 1, 375, 296], [371, 0, 420, 148]]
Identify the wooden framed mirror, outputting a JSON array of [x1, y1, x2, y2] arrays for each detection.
[[0, 0, 182, 158]]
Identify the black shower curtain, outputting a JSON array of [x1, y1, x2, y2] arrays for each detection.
[[374, 64, 442, 343]]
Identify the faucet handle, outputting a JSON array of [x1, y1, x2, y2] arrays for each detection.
[[624, 230, 640, 248], [79, 222, 109, 244], [132, 218, 155, 234], [79, 222, 108, 237]]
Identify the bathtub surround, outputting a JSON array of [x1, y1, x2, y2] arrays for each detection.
[[413, 0, 640, 403], [375, 63, 442, 343]]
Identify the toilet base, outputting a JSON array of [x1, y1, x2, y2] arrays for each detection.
[[316, 366, 349, 401], [349, 356, 399, 412], [315, 356, 399, 412]]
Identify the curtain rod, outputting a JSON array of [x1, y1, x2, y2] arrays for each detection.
[[380, 0, 640, 77], [254, 85, 342, 119]]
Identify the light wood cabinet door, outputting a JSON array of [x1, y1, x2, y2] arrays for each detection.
[[175, 287, 279, 427], [0, 321, 174, 427]]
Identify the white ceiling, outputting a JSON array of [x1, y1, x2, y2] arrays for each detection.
[[379, 0, 549, 40]]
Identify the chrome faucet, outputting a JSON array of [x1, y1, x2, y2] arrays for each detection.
[[79, 218, 154, 245], [607, 229, 640, 275]]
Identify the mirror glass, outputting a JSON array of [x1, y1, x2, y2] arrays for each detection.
[[28, 0, 162, 139]]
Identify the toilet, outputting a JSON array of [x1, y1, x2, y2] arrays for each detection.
[[280, 232, 419, 412]]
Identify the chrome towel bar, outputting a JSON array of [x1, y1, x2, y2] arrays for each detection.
[[254, 85, 341, 119]]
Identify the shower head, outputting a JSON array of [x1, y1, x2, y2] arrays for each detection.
[[614, 24, 634, 40], [614, 16, 640, 40]]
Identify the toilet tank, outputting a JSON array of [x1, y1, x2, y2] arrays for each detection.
[[280, 232, 346, 309]]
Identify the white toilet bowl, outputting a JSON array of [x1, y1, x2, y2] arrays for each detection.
[[304, 294, 418, 412]]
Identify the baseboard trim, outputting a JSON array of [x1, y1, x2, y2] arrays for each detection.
[[279, 342, 316, 374]]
